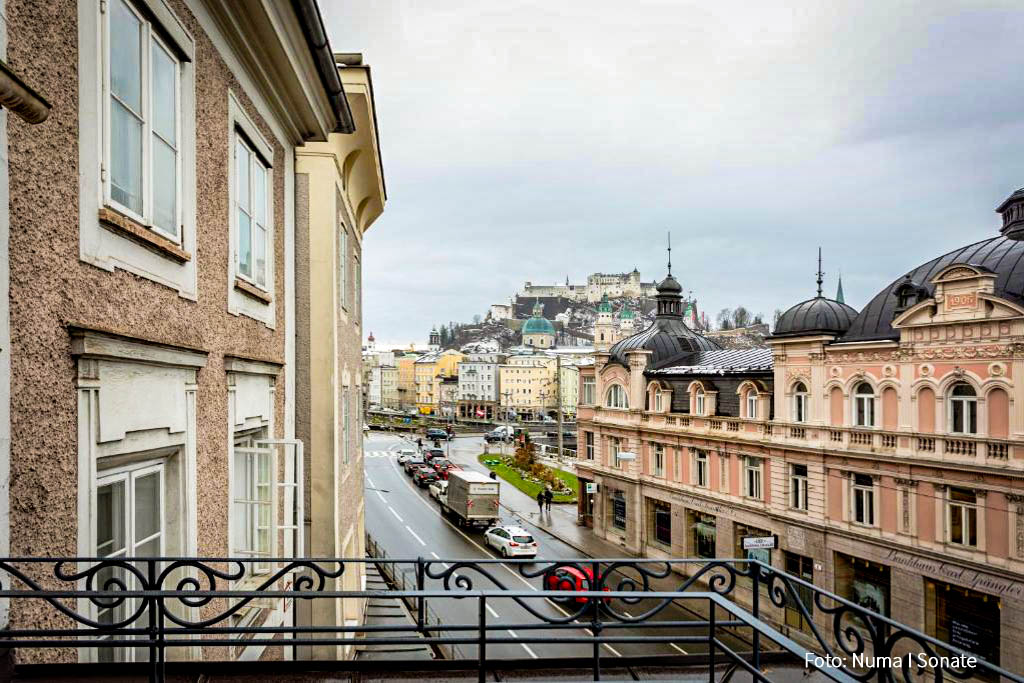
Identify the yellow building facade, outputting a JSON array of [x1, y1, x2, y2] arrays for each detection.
[[415, 350, 464, 414], [499, 354, 557, 420], [396, 354, 418, 409], [294, 54, 385, 659]]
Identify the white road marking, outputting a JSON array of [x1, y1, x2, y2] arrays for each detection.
[[486, 604, 500, 619], [622, 610, 632, 618], [405, 525, 426, 546], [366, 474, 376, 487], [670, 643, 689, 655], [603, 644, 623, 657], [430, 551, 451, 569], [505, 629, 538, 659], [375, 489, 386, 502], [388, 506, 403, 522]]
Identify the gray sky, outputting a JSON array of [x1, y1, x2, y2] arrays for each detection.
[[321, 1, 1024, 349]]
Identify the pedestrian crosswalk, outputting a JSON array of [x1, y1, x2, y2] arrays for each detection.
[[363, 450, 395, 459]]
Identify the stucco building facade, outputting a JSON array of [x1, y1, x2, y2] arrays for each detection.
[[577, 200, 1024, 673]]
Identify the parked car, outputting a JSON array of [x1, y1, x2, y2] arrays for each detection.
[[397, 448, 418, 464], [428, 479, 449, 501], [414, 467, 439, 487], [483, 525, 538, 559], [545, 566, 610, 604], [403, 455, 425, 474], [425, 427, 451, 441]]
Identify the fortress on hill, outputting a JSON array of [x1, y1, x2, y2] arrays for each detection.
[[521, 269, 659, 303]]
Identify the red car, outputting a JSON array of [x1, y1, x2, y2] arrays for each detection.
[[545, 566, 611, 604]]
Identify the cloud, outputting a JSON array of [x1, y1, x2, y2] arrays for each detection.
[[322, 0, 1024, 344]]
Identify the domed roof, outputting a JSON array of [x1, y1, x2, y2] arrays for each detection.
[[840, 236, 1024, 342], [772, 296, 859, 338], [608, 316, 721, 369], [522, 317, 556, 335], [657, 274, 682, 294]]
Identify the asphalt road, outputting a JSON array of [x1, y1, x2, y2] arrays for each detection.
[[364, 431, 751, 663]]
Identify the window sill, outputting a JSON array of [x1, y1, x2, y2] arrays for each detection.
[[98, 207, 190, 263], [234, 277, 273, 304]]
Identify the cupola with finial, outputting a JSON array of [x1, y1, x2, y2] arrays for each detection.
[[656, 232, 683, 317], [996, 188, 1024, 240], [770, 248, 858, 338]]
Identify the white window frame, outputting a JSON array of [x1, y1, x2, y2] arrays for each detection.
[[694, 450, 708, 488], [948, 383, 978, 435], [585, 431, 595, 460], [743, 457, 763, 500], [854, 383, 875, 427], [793, 384, 808, 423], [610, 436, 622, 467], [653, 443, 665, 477], [102, 0, 182, 242], [746, 392, 757, 419], [654, 390, 664, 412], [851, 474, 876, 526], [233, 134, 270, 289], [946, 488, 978, 547], [790, 464, 808, 511], [232, 438, 274, 575], [695, 389, 705, 416], [606, 384, 628, 410], [339, 217, 348, 311]]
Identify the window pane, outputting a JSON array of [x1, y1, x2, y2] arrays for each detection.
[[952, 402, 963, 433], [97, 481, 126, 557], [152, 137, 177, 237], [134, 472, 160, 544], [253, 164, 266, 227], [968, 401, 977, 434], [111, 100, 143, 213], [110, 0, 142, 113], [967, 508, 977, 546], [238, 210, 251, 277], [150, 41, 176, 145], [236, 142, 250, 212], [255, 225, 267, 287], [951, 505, 963, 544]]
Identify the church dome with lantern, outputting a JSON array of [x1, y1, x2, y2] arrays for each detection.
[[522, 300, 556, 348]]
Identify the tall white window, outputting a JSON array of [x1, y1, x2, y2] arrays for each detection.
[[949, 383, 977, 435], [743, 457, 762, 500], [654, 390, 664, 412], [746, 391, 757, 419], [653, 444, 665, 477], [610, 437, 622, 467], [585, 431, 595, 460], [790, 464, 808, 511], [793, 382, 808, 423], [106, 0, 181, 240], [338, 222, 348, 309], [947, 488, 978, 547], [582, 377, 595, 405], [96, 462, 164, 662], [235, 136, 269, 288], [694, 450, 708, 487], [854, 382, 875, 427], [606, 384, 628, 409], [695, 388, 705, 416], [852, 474, 875, 526], [232, 439, 272, 572]]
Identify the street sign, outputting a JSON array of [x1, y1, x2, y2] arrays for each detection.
[[742, 535, 778, 550], [616, 451, 637, 461], [585, 482, 598, 494]]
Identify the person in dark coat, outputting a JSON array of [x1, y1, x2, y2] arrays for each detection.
[[536, 491, 544, 514], [543, 488, 553, 512]]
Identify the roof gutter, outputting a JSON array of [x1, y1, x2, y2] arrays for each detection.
[[291, 0, 355, 134], [0, 59, 50, 125]]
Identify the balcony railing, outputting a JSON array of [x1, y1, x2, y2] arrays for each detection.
[[0, 554, 1018, 683]]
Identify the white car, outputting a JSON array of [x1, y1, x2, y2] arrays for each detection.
[[428, 479, 448, 501], [397, 448, 418, 464], [484, 525, 538, 559]]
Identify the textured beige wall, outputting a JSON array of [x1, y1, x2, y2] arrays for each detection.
[[6, 0, 287, 646]]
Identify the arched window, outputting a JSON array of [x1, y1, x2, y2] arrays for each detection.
[[793, 382, 808, 423], [746, 389, 757, 419], [606, 384, 629, 410], [695, 388, 706, 416], [854, 382, 875, 427], [949, 383, 977, 434]]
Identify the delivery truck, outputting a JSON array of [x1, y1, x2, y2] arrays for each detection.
[[438, 470, 500, 528]]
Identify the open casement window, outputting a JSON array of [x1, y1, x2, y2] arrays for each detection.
[[96, 462, 164, 663], [793, 382, 808, 423], [104, 0, 182, 241], [948, 383, 978, 435], [234, 136, 270, 288]]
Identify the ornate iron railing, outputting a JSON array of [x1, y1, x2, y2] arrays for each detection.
[[0, 555, 1018, 683]]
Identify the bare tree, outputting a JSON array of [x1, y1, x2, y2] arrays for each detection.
[[717, 308, 733, 330], [472, 314, 482, 324], [732, 306, 751, 329], [772, 308, 783, 330]]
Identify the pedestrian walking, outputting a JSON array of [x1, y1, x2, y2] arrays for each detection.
[[536, 491, 544, 514], [417, 438, 423, 450], [544, 488, 553, 512]]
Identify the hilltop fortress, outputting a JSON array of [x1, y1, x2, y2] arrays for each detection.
[[519, 269, 659, 303]]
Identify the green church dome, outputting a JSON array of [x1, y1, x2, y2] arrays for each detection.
[[523, 300, 556, 335]]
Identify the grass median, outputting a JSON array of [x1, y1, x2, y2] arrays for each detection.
[[477, 453, 578, 503]]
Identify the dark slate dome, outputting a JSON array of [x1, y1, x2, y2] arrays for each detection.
[[840, 236, 1024, 342], [608, 270, 720, 369], [772, 296, 858, 338]]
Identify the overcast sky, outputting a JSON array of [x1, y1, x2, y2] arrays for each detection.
[[321, 1, 1024, 349]]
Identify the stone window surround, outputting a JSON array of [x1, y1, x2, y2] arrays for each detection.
[[935, 483, 987, 554], [78, 0, 199, 300]]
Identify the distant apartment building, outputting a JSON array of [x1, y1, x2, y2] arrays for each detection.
[[414, 349, 463, 414], [368, 364, 399, 410], [0, 0, 384, 665], [577, 197, 1024, 672], [396, 353, 420, 409], [499, 354, 558, 421], [458, 353, 506, 419]]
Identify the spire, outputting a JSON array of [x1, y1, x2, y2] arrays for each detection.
[[836, 271, 845, 304], [816, 247, 824, 298], [667, 232, 672, 276]]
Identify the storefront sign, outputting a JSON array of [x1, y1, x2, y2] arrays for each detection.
[[585, 482, 598, 494], [743, 535, 778, 550], [884, 549, 1024, 599], [675, 493, 729, 516]]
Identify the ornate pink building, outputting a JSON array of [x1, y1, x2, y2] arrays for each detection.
[[576, 191, 1024, 673]]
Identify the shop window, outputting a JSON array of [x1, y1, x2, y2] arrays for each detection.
[[691, 512, 716, 559], [743, 457, 763, 500], [610, 490, 627, 531], [790, 464, 808, 511], [852, 474, 876, 526], [694, 450, 708, 488], [835, 552, 890, 617], [925, 579, 1000, 669], [784, 552, 814, 634], [948, 383, 977, 435], [854, 382, 875, 427], [650, 500, 671, 546], [947, 488, 978, 548], [793, 382, 808, 423]]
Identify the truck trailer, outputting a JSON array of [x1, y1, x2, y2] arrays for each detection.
[[438, 470, 500, 528]]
